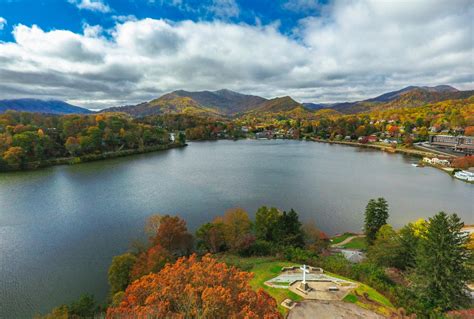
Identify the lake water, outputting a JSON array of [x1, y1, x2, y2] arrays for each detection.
[[0, 139, 472, 318]]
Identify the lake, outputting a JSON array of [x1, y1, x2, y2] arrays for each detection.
[[0, 139, 472, 318]]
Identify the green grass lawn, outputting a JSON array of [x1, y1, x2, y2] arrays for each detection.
[[217, 255, 302, 314], [218, 254, 394, 316], [341, 236, 367, 250], [330, 232, 356, 245]]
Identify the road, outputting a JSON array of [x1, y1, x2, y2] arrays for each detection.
[[331, 235, 365, 248]]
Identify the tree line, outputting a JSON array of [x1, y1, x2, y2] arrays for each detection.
[[0, 111, 185, 171]]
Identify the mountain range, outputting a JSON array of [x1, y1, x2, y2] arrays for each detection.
[[1, 85, 472, 117], [0, 99, 92, 114]]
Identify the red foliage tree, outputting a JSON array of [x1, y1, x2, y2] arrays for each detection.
[[153, 215, 193, 255], [107, 254, 281, 319], [130, 244, 173, 280], [451, 155, 474, 169]]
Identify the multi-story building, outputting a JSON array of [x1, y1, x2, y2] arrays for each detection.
[[429, 135, 474, 154]]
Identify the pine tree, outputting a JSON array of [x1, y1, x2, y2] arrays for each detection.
[[412, 212, 471, 314], [273, 209, 305, 248], [364, 198, 389, 245]]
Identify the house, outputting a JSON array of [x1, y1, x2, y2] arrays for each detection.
[[432, 158, 450, 167], [338, 249, 366, 263], [424, 157, 451, 167], [423, 157, 433, 164], [169, 133, 176, 142], [256, 131, 273, 139], [367, 135, 378, 143]]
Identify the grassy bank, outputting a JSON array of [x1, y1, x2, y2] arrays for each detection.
[[1, 142, 187, 172]]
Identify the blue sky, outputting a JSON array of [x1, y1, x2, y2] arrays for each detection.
[[0, 0, 326, 41], [0, 0, 472, 109]]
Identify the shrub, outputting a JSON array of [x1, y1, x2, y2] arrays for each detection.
[[239, 239, 274, 257], [282, 246, 317, 264]]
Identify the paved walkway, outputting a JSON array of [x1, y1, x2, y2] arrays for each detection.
[[331, 235, 364, 248]]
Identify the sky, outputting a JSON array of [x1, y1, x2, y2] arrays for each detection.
[[0, 0, 472, 110]]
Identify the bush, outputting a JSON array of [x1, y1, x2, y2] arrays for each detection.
[[68, 294, 97, 317], [238, 240, 274, 257], [351, 262, 394, 292], [318, 254, 352, 277], [282, 246, 317, 263]]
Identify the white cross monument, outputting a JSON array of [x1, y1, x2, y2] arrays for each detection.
[[300, 265, 309, 284], [298, 264, 311, 292]]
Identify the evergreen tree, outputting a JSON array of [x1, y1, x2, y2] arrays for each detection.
[[364, 198, 389, 245], [178, 132, 186, 144], [411, 212, 471, 314], [273, 209, 305, 248], [397, 220, 427, 270], [255, 206, 280, 241]]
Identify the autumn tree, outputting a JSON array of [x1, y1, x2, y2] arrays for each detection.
[[107, 254, 281, 319], [153, 215, 193, 256], [303, 221, 329, 253], [195, 222, 226, 253], [214, 208, 252, 251], [2, 146, 24, 169], [364, 198, 389, 245], [130, 244, 173, 280], [464, 126, 474, 136], [65, 136, 81, 156], [144, 214, 163, 238], [108, 253, 137, 296], [367, 224, 401, 268]]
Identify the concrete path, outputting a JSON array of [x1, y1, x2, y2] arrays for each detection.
[[331, 235, 364, 248]]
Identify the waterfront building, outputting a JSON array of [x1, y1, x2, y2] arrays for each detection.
[[429, 135, 474, 154]]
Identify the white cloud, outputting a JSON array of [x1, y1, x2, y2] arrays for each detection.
[[68, 0, 111, 13], [0, 17, 7, 30], [0, 0, 472, 108], [207, 0, 240, 19], [283, 0, 321, 13], [112, 15, 137, 23]]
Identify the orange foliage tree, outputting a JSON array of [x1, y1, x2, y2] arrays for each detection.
[[214, 208, 252, 251], [130, 244, 173, 280], [451, 156, 474, 169], [464, 126, 474, 136], [107, 254, 281, 319], [153, 215, 193, 255]]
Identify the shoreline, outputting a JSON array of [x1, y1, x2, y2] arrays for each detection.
[[1, 142, 187, 173], [309, 138, 454, 159], [309, 138, 474, 184]]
